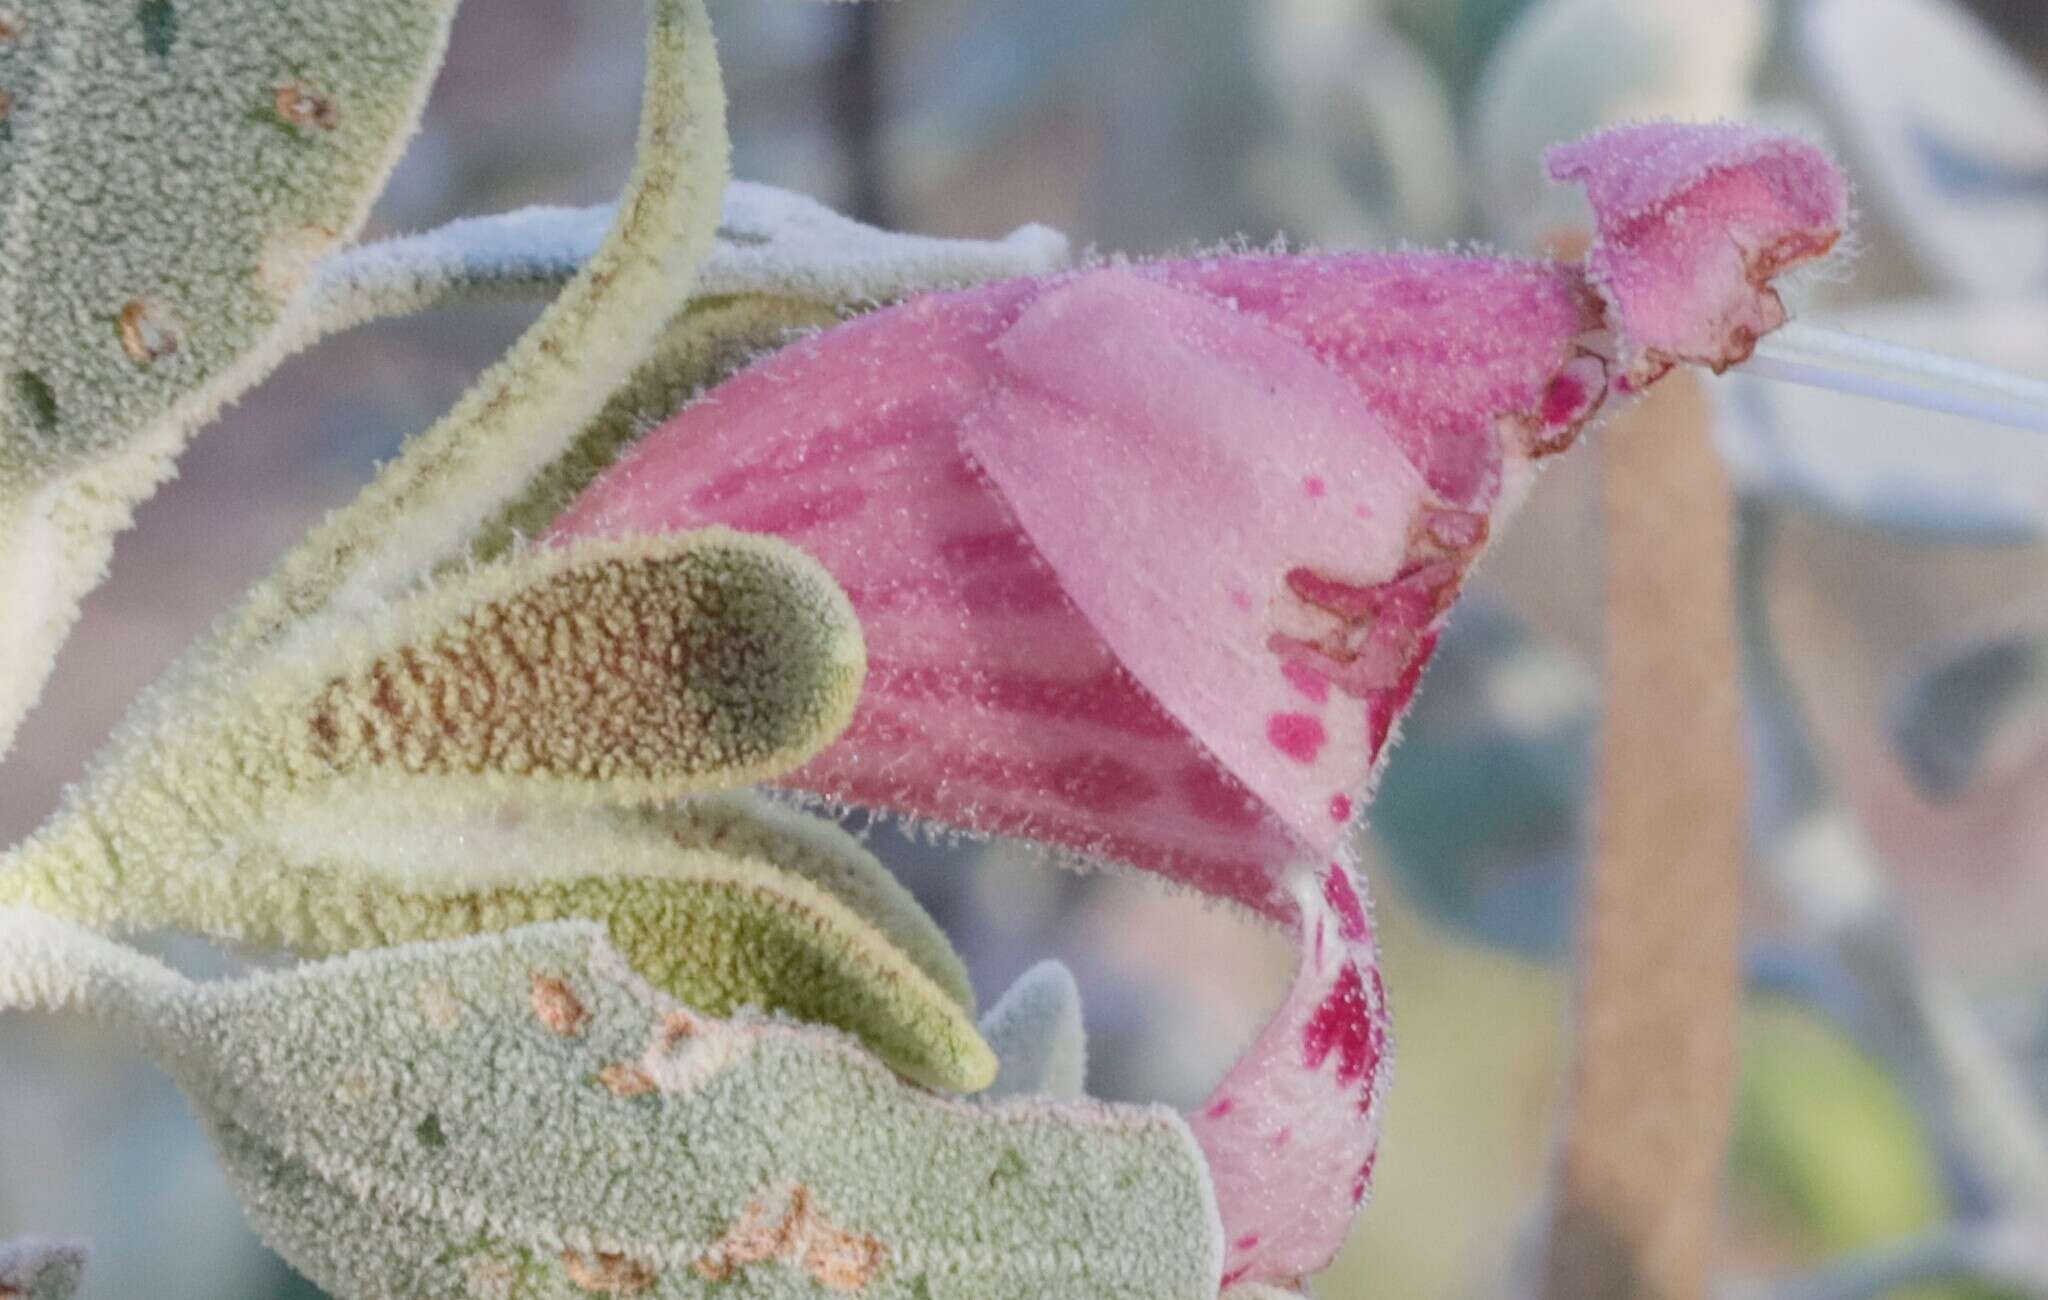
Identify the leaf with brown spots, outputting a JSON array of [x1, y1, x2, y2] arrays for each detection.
[[0, 910, 1224, 1299], [0, 0, 461, 761]]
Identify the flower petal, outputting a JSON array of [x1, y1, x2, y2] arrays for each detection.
[[1547, 120, 1849, 381]]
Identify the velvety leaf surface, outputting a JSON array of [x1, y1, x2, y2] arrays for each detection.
[[0, 0, 459, 759], [979, 960, 1087, 1100], [0, 910, 1223, 1300]]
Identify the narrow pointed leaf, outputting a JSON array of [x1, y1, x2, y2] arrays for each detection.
[[980, 959, 1087, 1099], [0, 0, 460, 758], [194, 0, 729, 675], [0, 910, 1224, 1299], [298, 181, 1069, 342]]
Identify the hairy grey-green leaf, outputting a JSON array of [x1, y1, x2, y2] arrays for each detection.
[[0, 910, 1224, 1299], [3, 528, 863, 876], [0, 1237, 87, 1300], [300, 182, 1068, 341], [0, 0, 460, 759], [980, 960, 1088, 1100], [202, 0, 729, 670], [7, 779, 993, 1090]]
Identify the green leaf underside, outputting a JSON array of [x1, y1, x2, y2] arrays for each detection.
[[0, 911, 1223, 1299], [0, 0, 458, 758]]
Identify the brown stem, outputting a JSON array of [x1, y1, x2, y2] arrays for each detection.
[[1541, 369, 1747, 1300]]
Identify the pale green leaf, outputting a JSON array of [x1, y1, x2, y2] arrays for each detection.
[[11, 785, 992, 1090], [980, 960, 1088, 1100], [0, 0, 461, 758], [0, 909, 1224, 1299], [0, 1237, 88, 1300]]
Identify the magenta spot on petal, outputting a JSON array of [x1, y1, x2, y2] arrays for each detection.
[[1324, 865, 1368, 942], [1269, 1127, 1293, 1150], [1540, 371, 1588, 426], [1229, 587, 1253, 612], [1303, 474, 1327, 498], [1222, 1265, 1253, 1288], [1303, 962, 1379, 1085], [1206, 1096, 1236, 1121], [1329, 793, 1353, 824], [1314, 918, 1326, 963], [1281, 658, 1331, 704], [1267, 712, 1327, 764], [1234, 1234, 1262, 1253]]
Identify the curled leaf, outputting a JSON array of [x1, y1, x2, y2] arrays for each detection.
[[0, 0, 461, 759], [284, 532, 863, 800], [0, 1238, 87, 1300], [0, 909, 1223, 1299], [979, 959, 1087, 1099]]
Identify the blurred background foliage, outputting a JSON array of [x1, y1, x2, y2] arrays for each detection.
[[5, 0, 2048, 1296]]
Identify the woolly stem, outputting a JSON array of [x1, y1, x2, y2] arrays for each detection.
[[1543, 370, 1747, 1300], [1748, 323, 2048, 434]]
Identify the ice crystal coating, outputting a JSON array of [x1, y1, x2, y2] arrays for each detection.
[[1473, 0, 1769, 246], [301, 181, 1069, 342], [979, 960, 1088, 1100], [0, 1238, 86, 1300], [290, 533, 864, 799], [1547, 121, 1849, 381], [0, 0, 460, 760], [0, 909, 1223, 1299], [553, 120, 1849, 1286], [0, 534, 1009, 1085]]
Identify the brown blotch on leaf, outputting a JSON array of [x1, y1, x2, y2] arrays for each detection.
[[657, 1008, 700, 1050], [0, 89, 14, 124], [0, 11, 22, 46], [561, 1251, 657, 1296], [117, 298, 180, 364], [693, 1186, 886, 1291], [273, 80, 338, 131], [597, 1063, 656, 1098], [530, 974, 589, 1037]]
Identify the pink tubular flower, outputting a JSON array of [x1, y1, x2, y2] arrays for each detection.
[[549, 121, 1847, 1289]]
